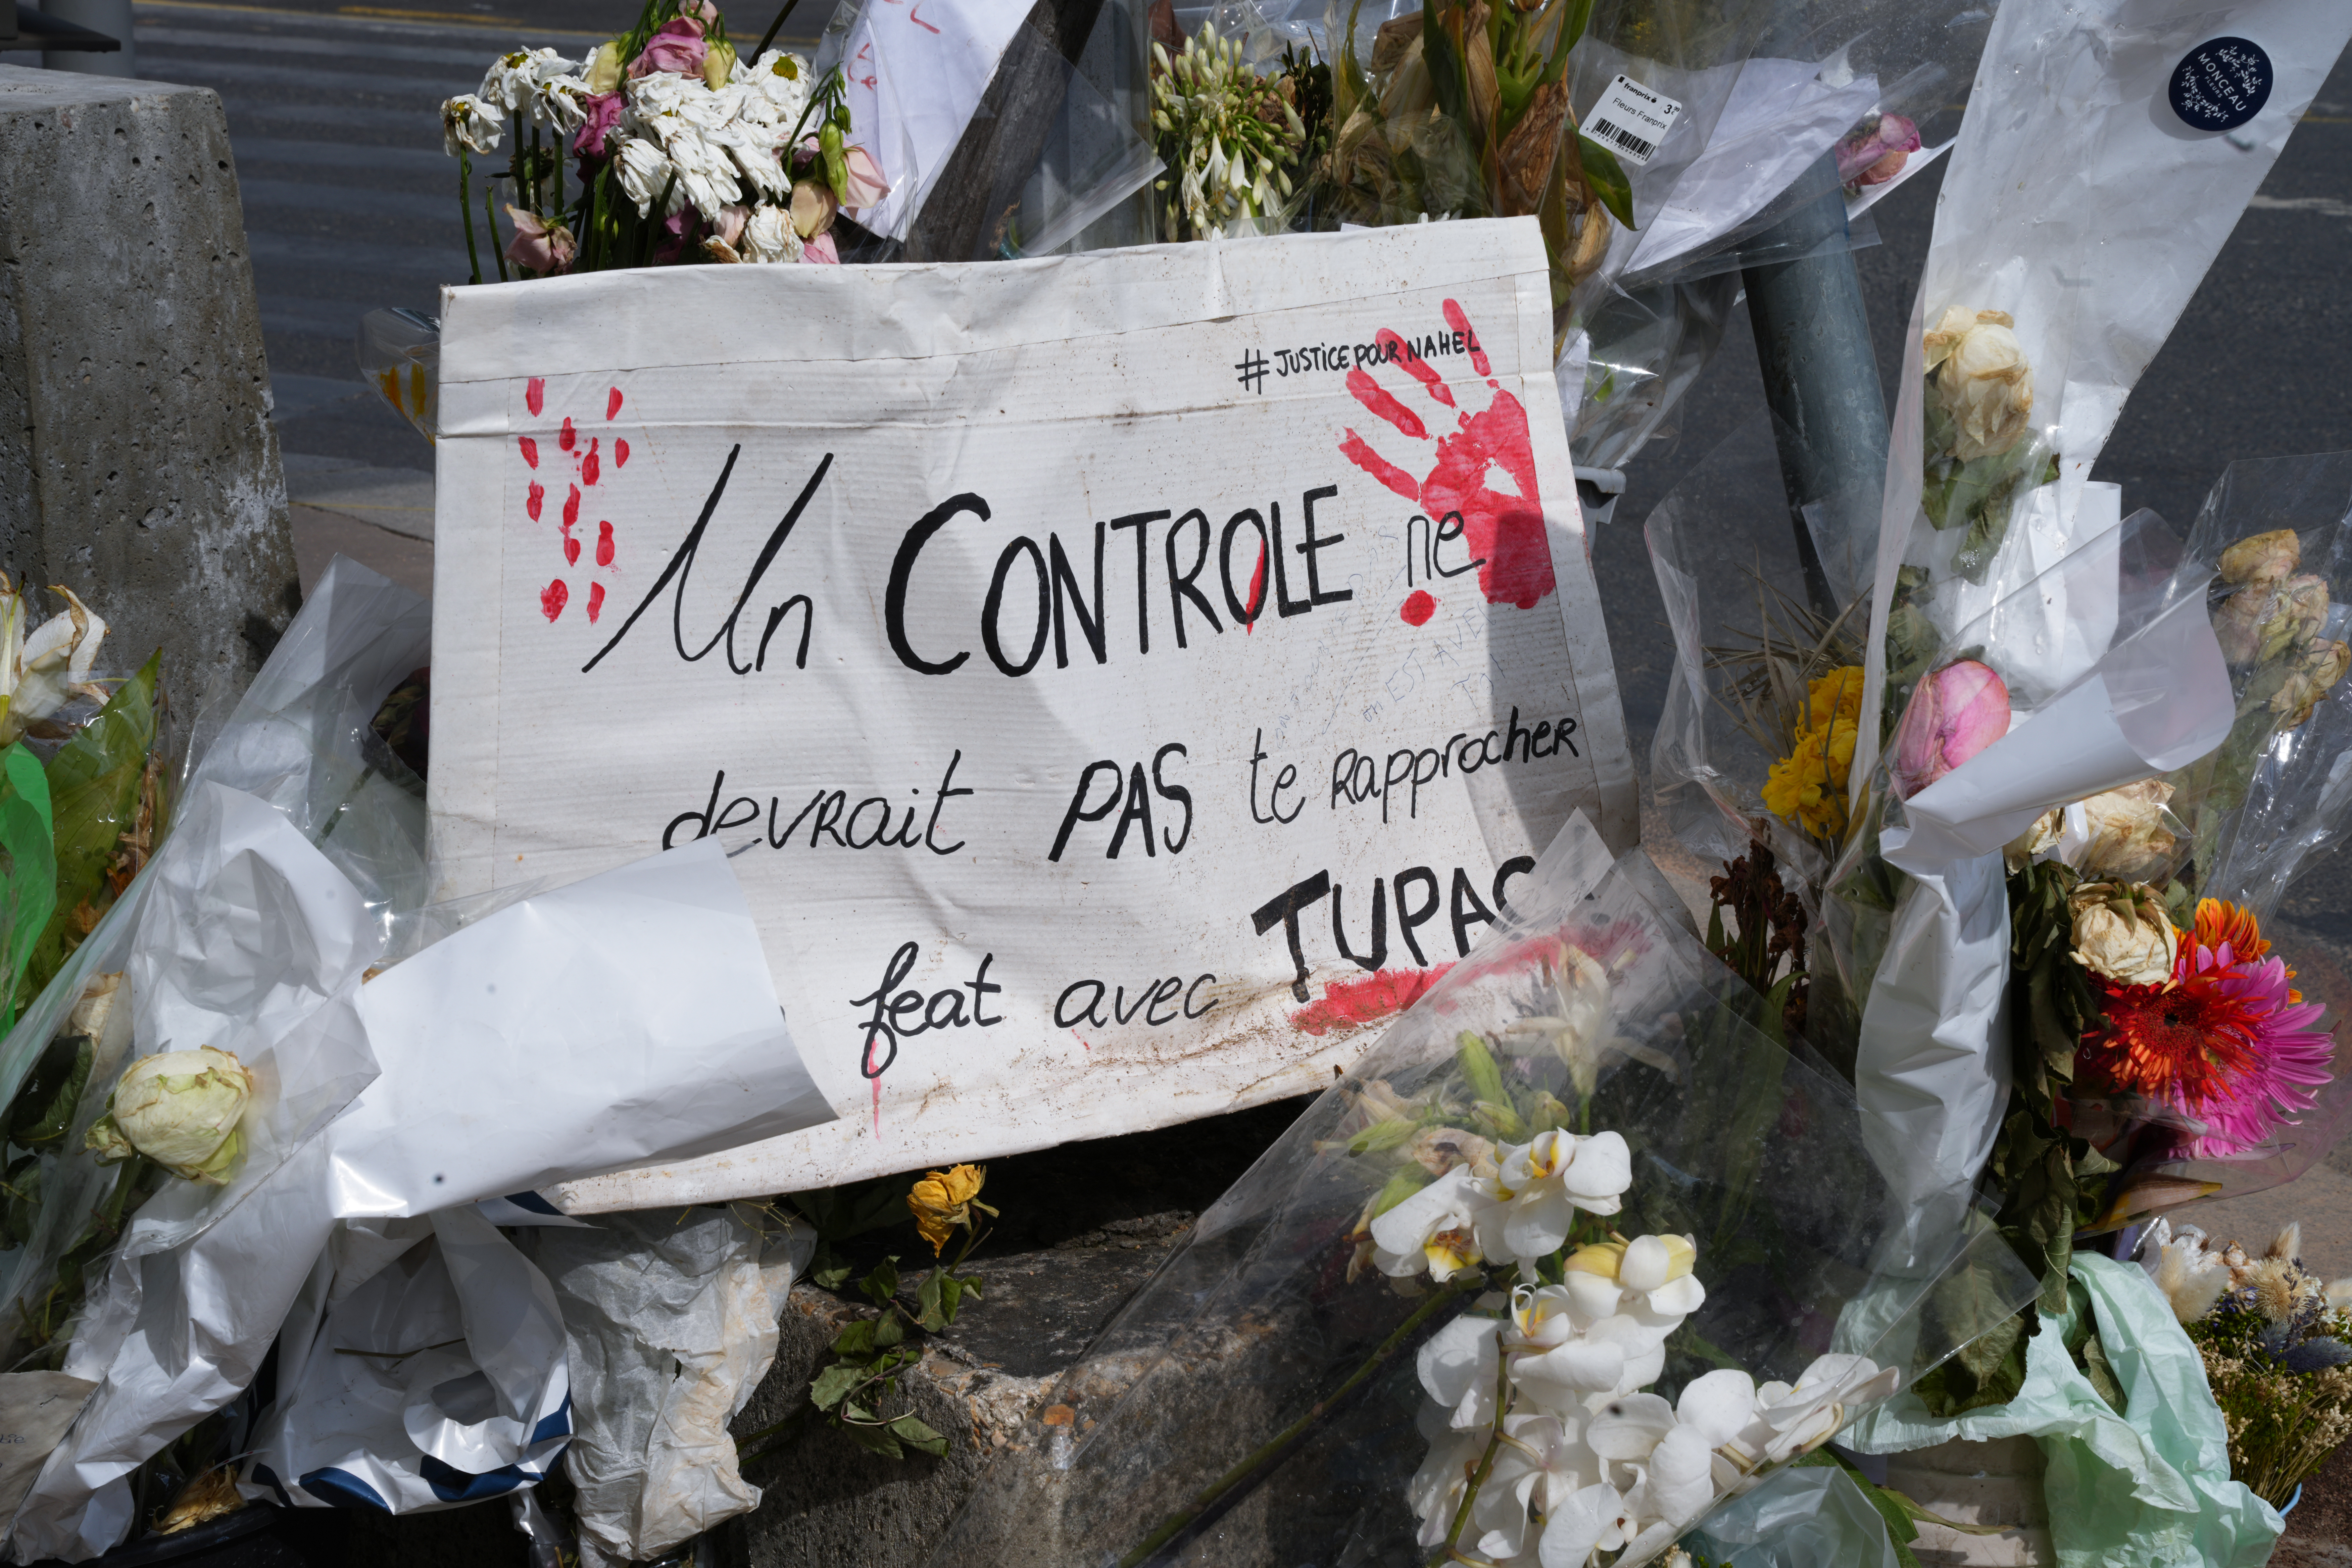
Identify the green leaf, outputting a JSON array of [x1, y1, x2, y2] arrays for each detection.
[[788, 1174, 920, 1242], [887, 1413, 948, 1458], [839, 1416, 903, 1459], [860, 1256, 901, 1307], [828, 1320, 877, 1357], [1367, 1165, 1431, 1220], [1345, 1117, 1418, 1156], [871, 1309, 905, 1349], [6, 1034, 91, 1148], [810, 1240, 854, 1292], [916, 1270, 947, 1333], [0, 742, 55, 1034], [20, 653, 157, 1014], [1456, 1031, 1507, 1108], [1420, 6, 1467, 130], [2076, 1325, 2128, 1417], [809, 1362, 865, 1411], [1575, 135, 1635, 229]]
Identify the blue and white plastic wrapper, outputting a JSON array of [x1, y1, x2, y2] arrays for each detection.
[[1846, 0, 2352, 1225], [246, 1206, 572, 1515]]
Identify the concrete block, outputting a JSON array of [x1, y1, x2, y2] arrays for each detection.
[[0, 64, 299, 694]]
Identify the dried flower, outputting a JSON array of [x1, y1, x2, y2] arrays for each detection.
[[907, 1163, 992, 1255], [2272, 638, 2350, 728], [628, 16, 708, 80], [1836, 112, 1920, 188], [2005, 807, 2063, 873], [1888, 658, 2010, 798], [1922, 306, 2034, 460], [2220, 529, 2300, 587], [2215, 572, 2329, 666], [2071, 779, 2180, 883], [84, 1046, 253, 1185], [2067, 881, 2178, 987], [441, 93, 503, 157], [0, 578, 106, 747], [501, 206, 575, 276], [584, 39, 624, 94], [742, 204, 804, 263]]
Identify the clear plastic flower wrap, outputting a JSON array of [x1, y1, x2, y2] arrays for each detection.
[[357, 306, 441, 442], [923, 815, 2035, 1568]]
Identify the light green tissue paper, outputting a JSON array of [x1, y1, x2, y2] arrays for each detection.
[[1843, 1252, 2280, 1567]]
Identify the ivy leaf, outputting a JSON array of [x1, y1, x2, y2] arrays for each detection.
[[809, 1362, 865, 1411]]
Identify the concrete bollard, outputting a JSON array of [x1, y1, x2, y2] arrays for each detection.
[[0, 65, 299, 699]]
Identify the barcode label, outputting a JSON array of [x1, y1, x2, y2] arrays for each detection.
[[1585, 117, 1657, 161], [1585, 74, 1682, 167]]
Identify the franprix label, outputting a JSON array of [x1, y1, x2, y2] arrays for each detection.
[[1585, 74, 1683, 168], [427, 220, 1634, 1205]]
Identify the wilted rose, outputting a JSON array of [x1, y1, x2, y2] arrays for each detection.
[[801, 231, 840, 264], [741, 204, 802, 263], [572, 91, 625, 158], [627, 17, 706, 79], [1837, 113, 1920, 187], [583, 39, 624, 93], [2073, 779, 2179, 883], [701, 40, 736, 90], [2216, 572, 2330, 666], [84, 1047, 254, 1185], [2004, 806, 2062, 873], [2272, 638, 2352, 728], [2219, 529, 2300, 586], [1889, 659, 2011, 798], [1922, 306, 2034, 460], [2068, 883, 2178, 987], [839, 144, 891, 210], [502, 206, 575, 276], [789, 179, 837, 239]]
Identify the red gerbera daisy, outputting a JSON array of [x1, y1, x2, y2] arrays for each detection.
[[2081, 967, 2264, 1112]]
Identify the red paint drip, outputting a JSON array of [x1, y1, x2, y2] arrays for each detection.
[[1345, 367, 1427, 440], [1400, 589, 1437, 626], [1443, 298, 1490, 378], [525, 482, 544, 522], [518, 436, 539, 469], [539, 579, 568, 621], [1338, 430, 1419, 501], [559, 416, 576, 452], [606, 386, 623, 421], [871, 1077, 882, 1137], [1290, 965, 1453, 1036], [1070, 1029, 1091, 1051], [563, 485, 581, 528], [525, 377, 545, 416], [595, 520, 615, 567], [1379, 329, 1454, 407], [1243, 541, 1268, 635], [587, 582, 605, 622], [615, 437, 630, 468], [582, 437, 600, 486]]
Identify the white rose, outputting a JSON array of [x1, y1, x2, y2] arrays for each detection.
[[1922, 305, 2034, 460], [84, 1046, 253, 1185], [2068, 883, 2177, 987]]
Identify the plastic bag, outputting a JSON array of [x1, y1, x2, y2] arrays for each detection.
[[247, 1204, 572, 1513], [1846, 1254, 2282, 1568], [924, 813, 2035, 1568], [357, 307, 441, 442], [1679, 1463, 1902, 1568], [531, 1206, 812, 1566]]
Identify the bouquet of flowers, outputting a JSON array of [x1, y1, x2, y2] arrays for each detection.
[[437, 0, 888, 282], [2141, 1218, 2352, 1510], [925, 815, 2034, 1567]]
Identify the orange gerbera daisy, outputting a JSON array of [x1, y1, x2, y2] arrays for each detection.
[[2193, 898, 2271, 962]]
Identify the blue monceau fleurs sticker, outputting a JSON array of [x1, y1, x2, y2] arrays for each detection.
[[2169, 36, 2272, 133]]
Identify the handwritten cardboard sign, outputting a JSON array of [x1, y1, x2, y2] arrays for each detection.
[[427, 220, 1634, 1208]]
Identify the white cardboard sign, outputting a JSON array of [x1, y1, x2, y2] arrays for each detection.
[[427, 220, 1634, 1208]]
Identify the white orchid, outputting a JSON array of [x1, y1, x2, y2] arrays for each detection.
[[440, 93, 503, 157], [1539, 1480, 1639, 1567], [1417, 1315, 1503, 1431], [1496, 1129, 1632, 1255], [1368, 1165, 1509, 1281], [1408, 1415, 1493, 1552], [1473, 1410, 1604, 1561], [0, 579, 106, 746]]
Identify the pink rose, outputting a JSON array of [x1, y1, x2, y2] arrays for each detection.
[[572, 91, 625, 158], [1836, 113, 1921, 188], [715, 203, 748, 247], [627, 16, 706, 79], [839, 145, 890, 211], [1889, 659, 2010, 798], [502, 206, 575, 276], [801, 231, 839, 264]]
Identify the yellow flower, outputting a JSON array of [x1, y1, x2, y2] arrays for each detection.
[[907, 1164, 989, 1254], [1762, 667, 1865, 839]]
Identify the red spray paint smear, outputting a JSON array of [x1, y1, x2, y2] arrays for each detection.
[[1289, 965, 1453, 1036], [871, 1077, 882, 1137], [1070, 1029, 1092, 1051], [539, 579, 568, 621], [595, 520, 615, 567], [525, 378, 545, 416], [525, 482, 544, 522], [562, 485, 581, 528], [518, 436, 539, 468], [615, 438, 630, 468], [587, 582, 606, 622], [559, 416, 576, 452], [606, 387, 624, 421], [1243, 541, 1267, 635], [1400, 589, 1436, 626], [582, 437, 601, 486]]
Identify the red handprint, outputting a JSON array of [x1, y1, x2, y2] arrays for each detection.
[[1338, 299, 1554, 612]]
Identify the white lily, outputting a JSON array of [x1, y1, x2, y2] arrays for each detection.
[[1368, 1165, 1505, 1281], [1495, 1129, 1633, 1255], [0, 580, 105, 746], [440, 94, 503, 157]]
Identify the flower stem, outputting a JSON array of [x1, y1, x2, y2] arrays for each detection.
[[459, 151, 481, 284], [1115, 1272, 1484, 1568], [1430, 1349, 1511, 1567], [486, 180, 510, 283]]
